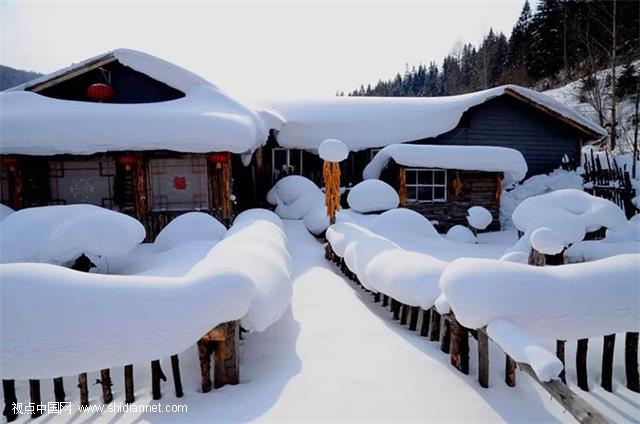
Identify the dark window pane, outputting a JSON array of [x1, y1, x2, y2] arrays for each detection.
[[434, 187, 446, 201], [405, 170, 416, 184], [418, 170, 433, 184], [407, 186, 417, 202], [418, 186, 433, 201], [434, 171, 446, 185]]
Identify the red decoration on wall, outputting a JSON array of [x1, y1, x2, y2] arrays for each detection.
[[173, 176, 187, 190], [87, 83, 114, 102], [118, 153, 143, 170], [207, 152, 230, 164]]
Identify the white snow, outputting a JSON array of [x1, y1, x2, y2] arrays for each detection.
[[318, 138, 348, 162], [347, 179, 399, 213], [486, 320, 563, 382], [0, 204, 145, 265], [267, 175, 329, 234], [0, 203, 13, 221], [529, 227, 564, 255], [154, 212, 226, 250], [445, 225, 477, 244], [467, 206, 493, 230], [368, 208, 439, 240], [261, 84, 605, 152], [499, 251, 530, 264], [363, 144, 527, 184], [0, 49, 268, 156], [440, 254, 640, 341]]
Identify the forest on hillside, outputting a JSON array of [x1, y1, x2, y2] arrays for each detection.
[[345, 0, 640, 151]]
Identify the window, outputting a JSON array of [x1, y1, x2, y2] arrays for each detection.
[[272, 148, 303, 182], [148, 157, 209, 211], [405, 168, 447, 203], [49, 158, 117, 209]]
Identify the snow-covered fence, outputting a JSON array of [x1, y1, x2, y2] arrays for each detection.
[[1, 208, 292, 421], [325, 217, 638, 423]]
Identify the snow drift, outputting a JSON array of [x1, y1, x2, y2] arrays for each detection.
[[347, 179, 399, 213]]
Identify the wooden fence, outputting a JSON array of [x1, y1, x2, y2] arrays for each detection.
[[327, 245, 639, 424], [2, 321, 240, 422]]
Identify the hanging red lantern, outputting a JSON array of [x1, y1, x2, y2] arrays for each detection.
[[207, 152, 230, 164], [118, 153, 143, 170], [87, 83, 114, 102]]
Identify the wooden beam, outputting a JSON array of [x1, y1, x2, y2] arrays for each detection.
[[26, 56, 116, 93], [519, 363, 610, 424]]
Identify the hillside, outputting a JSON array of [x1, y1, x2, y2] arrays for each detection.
[[0, 65, 42, 91]]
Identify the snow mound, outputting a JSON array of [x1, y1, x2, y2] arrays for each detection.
[[326, 222, 373, 258], [318, 138, 348, 162], [445, 225, 477, 244], [365, 249, 447, 309], [347, 179, 399, 213], [440, 254, 640, 341], [336, 208, 380, 227], [530, 228, 564, 255], [369, 208, 439, 240], [344, 231, 398, 289], [267, 176, 329, 235], [363, 144, 527, 184], [0, 204, 13, 221], [233, 208, 284, 230], [499, 251, 529, 264], [467, 206, 492, 230], [0, 205, 145, 265], [512, 189, 627, 246], [434, 295, 451, 314], [155, 212, 226, 250]]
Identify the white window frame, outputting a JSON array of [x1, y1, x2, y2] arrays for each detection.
[[272, 148, 304, 182], [405, 168, 447, 203]]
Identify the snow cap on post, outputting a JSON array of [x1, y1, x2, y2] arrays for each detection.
[[467, 206, 492, 230], [530, 227, 564, 255], [319, 138, 348, 162]]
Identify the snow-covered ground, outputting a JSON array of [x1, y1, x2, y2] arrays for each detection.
[[6, 220, 638, 423]]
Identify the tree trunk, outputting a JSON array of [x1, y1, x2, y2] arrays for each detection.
[[53, 377, 65, 403], [124, 365, 135, 404], [610, 0, 618, 151], [601, 334, 615, 392], [478, 330, 489, 388], [576, 338, 589, 391], [100, 369, 113, 404], [171, 354, 184, 398], [78, 373, 89, 406], [626, 332, 640, 392]]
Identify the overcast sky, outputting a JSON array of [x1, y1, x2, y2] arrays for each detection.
[[1, 0, 530, 100]]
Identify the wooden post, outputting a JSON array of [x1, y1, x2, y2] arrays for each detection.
[[382, 295, 389, 307], [100, 369, 113, 404], [429, 310, 441, 342], [78, 373, 89, 406], [449, 315, 469, 374], [3, 380, 18, 422], [626, 332, 640, 392], [171, 354, 184, 398], [556, 341, 567, 384], [576, 339, 589, 391], [400, 304, 409, 325], [420, 309, 431, 337], [505, 355, 517, 387], [441, 316, 451, 354], [53, 377, 65, 402], [29, 380, 42, 418], [124, 365, 135, 404], [151, 360, 166, 400], [478, 330, 489, 388], [391, 299, 400, 320], [373, 292, 381, 303], [601, 334, 615, 392], [409, 306, 420, 331]]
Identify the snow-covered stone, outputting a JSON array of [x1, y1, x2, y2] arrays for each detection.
[[347, 179, 399, 213], [467, 206, 492, 230], [445, 225, 477, 244], [318, 138, 348, 162], [530, 228, 564, 255], [154, 212, 226, 250], [364, 144, 527, 184]]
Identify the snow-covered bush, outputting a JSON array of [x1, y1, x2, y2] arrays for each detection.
[[154, 212, 226, 250], [445, 225, 477, 244], [267, 175, 329, 235], [0, 204, 145, 265], [347, 179, 399, 213], [466, 206, 492, 230]]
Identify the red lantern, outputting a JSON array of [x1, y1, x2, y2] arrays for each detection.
[[87, 83, 114, 102], [118, 153, 143, 170], [207, 152, 230, 164]]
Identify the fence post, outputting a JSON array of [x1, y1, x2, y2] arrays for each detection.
[[478, 330, 489, 388], [505, 356, 517, 387], [556, 341, 566, 384], [576, 339, 589, 391], [2, 380, 17, 422], [100, 369, 113, 404], [124, 365, 135, 403], [626, 332, 640, 392], [409, 306, 420, 331], [601, 334, 615, 392], [171, 354, 184, 398], [151, 360, 166, 400], [29, 380, 42, 418], [441, 315, 451, 354], [420, 308, 431, 337], [429, 310, 441, 342], [373, 292, 381, 303], [391, 299, 400, 320], [53, 377, 65, 403], [449, 314, 469, 374], [400, 304, 409, 325], [382, 295, 389, 307], [78, 373, 89, 406]]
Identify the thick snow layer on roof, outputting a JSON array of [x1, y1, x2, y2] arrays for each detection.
[[0, 49, 268, 156], [0, 205, 145, 265], [440, 254, 640, 341], [363, 144, 528, 183], [260, 85, 605, 152]]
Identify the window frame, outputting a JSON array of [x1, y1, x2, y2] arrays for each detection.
[[272, 148, 304, 182], [404, 168, 448, 203]]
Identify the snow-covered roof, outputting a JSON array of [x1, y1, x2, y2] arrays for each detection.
[[259, 85, 607, 152], [0, 49, 268, 156], [363, 144, 528, 183]]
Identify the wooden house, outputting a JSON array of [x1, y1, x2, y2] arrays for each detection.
[[0, 49, 267, 238]]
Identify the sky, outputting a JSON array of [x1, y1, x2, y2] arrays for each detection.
[[1, 0, 530, 100]]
